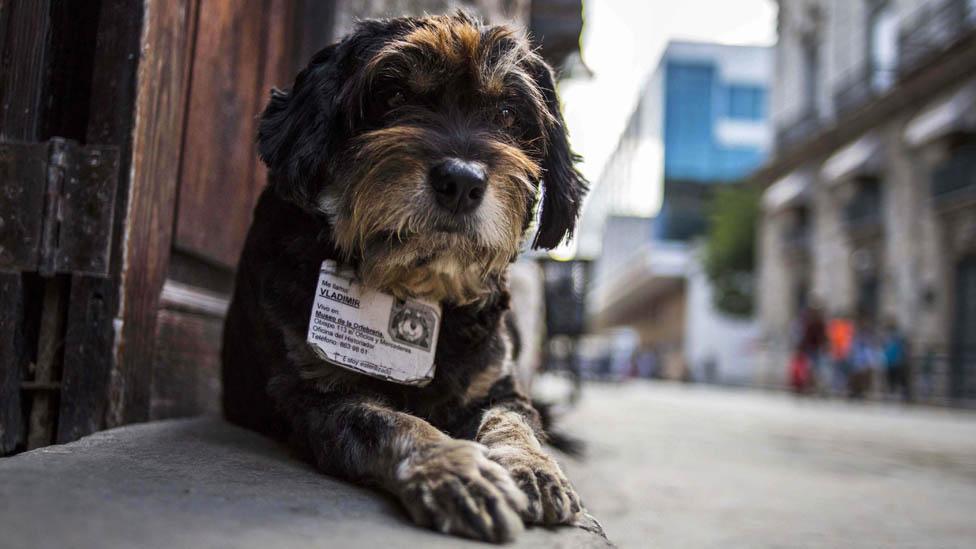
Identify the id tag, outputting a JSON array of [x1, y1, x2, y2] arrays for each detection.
[[306, 260, 441, 385]]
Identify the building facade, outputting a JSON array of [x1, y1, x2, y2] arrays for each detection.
[[755, 0, 976, 400], [582, 41, 771, 383]]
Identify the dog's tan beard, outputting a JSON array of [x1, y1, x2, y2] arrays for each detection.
[[327, 131, 540, 304], [358, 236, 508, 304], [329, 179, 524, 304]]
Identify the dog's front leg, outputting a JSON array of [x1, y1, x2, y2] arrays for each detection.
[[476, 403, 582, 525], [279, 390, 528, 542]]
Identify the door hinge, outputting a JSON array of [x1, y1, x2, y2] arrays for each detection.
[[0, 138, 119, 277]]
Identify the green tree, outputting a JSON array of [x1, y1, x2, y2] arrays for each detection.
[[702, 184, 760, 317]]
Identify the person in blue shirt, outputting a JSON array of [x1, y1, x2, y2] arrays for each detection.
[[849, 317, 881, 399], [882, 318, 911, 402]]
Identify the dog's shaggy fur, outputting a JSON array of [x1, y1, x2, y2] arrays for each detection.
[[221, 12, 587, 543]]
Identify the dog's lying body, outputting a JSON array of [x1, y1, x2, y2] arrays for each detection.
[[221, 12, 587, 543]]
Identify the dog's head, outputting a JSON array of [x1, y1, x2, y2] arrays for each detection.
[[258, 12, 586, 303]]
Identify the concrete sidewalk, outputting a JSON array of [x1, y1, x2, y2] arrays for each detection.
[[0, 418, 608, 549], [558, 381, 976, 549]]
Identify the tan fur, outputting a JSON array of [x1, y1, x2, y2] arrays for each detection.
[[394, 437, 529, 540], [363, 13, 551, 111], [463, 324, 516, 404], [326, 123, 540, 304], [404, 18, 482, 66], [477, 408, 582, 525], [477, 409, 541, 450], [464, 361, 506, 404]]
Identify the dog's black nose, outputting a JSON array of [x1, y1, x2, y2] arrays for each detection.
[[429, 159, 487, 214]]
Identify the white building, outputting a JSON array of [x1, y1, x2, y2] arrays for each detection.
[[754, 0, 976, 400], [581, 41, 772, 383]]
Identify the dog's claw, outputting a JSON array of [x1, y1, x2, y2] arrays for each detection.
[[488, 446, 583, 526], [396, 440, 528, 543]]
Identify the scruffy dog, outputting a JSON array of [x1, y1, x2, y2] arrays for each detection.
[[222, 12, 587, 543]]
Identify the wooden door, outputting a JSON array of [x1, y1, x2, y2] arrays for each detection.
[[147, 0, 289, 419], [0, 0, 142, 452], [128, 0, 334, 421], [0, 0, 336, 455]]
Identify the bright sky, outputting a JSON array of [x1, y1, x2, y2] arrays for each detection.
[[561, 0, 777, 187], [552, 0, 777, 258]]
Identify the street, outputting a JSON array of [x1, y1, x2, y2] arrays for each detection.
[[558, 381, 976, 548], [3, 380, 975, 549]]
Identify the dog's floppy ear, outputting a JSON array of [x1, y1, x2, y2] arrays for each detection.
[[529, 61, 588, 250], [257, 43, 344, 206]]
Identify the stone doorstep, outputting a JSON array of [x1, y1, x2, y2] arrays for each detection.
[[0, 417, 610, 549]]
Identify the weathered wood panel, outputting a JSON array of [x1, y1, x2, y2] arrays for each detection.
[[151, 280, 229, 419], [0, 0, 50, 141], [149, 0, 299, 418], [58, 277, 117, 443], [150, 309, 223, 419], [112, 0, 199, 425], [0, 0, 53, 454], [0, 275, 26, 453], [37, 1, 101, 140], [293, 0, 337, 73], [57, 0, 145, 443], [25, 278, 65, 450], [173, 0, 271, 268], [249, 0, 298, 194], [263, 0, 299, 82]]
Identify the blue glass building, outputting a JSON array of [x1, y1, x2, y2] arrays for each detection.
[[655, 42, 771, 241]]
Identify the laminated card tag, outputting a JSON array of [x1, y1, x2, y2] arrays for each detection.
[[306, 260, 441, 386]]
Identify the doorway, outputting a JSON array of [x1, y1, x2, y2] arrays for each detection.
[[951, 255, 976, 400]]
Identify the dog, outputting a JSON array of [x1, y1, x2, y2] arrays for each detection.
[[221, 11, 588, 543]]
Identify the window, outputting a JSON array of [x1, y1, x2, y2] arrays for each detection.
[[663, 62, 716, 181], [868, 2, 898, 91], [931, 141, 976, 202], [856, 275, 880, 322], [794, 281, 810, 315], [801, 34, 820, 116], [726, 85, 766, 120], [845, 176, 883, 229]]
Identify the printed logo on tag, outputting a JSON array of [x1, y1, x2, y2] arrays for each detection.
[[306, 260, 441, 386]]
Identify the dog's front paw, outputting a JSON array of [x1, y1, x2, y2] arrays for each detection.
[[488, 445, 582, 526], [395, 439, 528, 543]]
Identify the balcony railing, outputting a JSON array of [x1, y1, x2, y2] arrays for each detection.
[[774, 108, 822, 152], [932, 142, 976, 207], [833, 65, 898, 115], [897, 0, 976, 77], [951, 347, 976, 401]]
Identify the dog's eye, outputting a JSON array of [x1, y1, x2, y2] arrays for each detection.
[[387, 90, 406, 109], [496, 106, 516, 128]]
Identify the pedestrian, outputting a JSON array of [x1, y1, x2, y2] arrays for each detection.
[[882, 318, 911, 402], [635, 348, 657, 378], [789, 349, 812, 394], [849, 318, 881, 399], [827, 313, 854, 396], [798, 303, 827, 394]]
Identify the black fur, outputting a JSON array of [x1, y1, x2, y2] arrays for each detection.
[[529, 61, 589, 250], [223, 191, 530, 442]]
